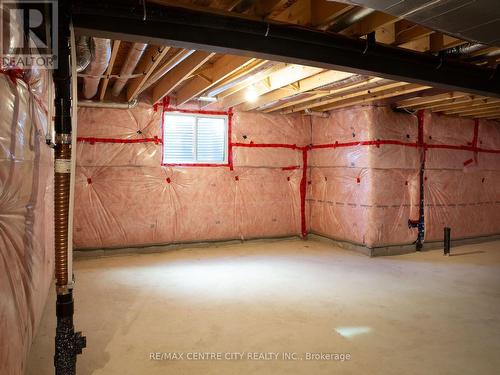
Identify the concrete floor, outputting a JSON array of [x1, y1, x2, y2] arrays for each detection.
[[28, 238, 500, 375]]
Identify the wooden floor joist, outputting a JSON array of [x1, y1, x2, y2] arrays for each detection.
[[429, 97, 486, 112], [314, 84, 431, 112], [126, 46, 171, 102], [238, 70, 353, 111], [264, 76, 381, 113], [175, 55, 255, 105], [283, 80, 408, 114], [98, 40, 121, 101], [221, 65, 323, 108], [152, 50, 215, 103], [396, 92, 468, 109], [76, 0, 499, 117], [444, 101, 500, 115]]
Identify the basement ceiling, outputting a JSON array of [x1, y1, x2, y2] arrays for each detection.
[[335, 0, 500, 46], [74, 0, 500, 121]]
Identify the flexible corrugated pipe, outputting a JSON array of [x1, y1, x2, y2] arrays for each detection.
[[82, 38, 111, 99], [111, 43, 148, 96]]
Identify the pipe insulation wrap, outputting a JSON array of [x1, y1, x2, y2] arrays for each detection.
[[112, 42, 147, 96], [82, 38, 111, 99]]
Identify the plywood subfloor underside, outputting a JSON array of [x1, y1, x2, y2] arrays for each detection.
[[28, 238, 500, 374]]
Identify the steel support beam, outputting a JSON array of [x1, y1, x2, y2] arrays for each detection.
[[71, 0, 500, 98]]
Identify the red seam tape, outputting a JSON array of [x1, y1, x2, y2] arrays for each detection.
[[300, 149, 308, 238]]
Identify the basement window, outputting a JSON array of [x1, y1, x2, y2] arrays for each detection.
[[163, 112, 228, 165]]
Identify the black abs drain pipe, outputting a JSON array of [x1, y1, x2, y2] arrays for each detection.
[[53, 1, 86, 374], [444, 227, 451, 256]]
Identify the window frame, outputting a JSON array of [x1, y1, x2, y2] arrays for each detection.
[[162, 110, 230, 167]]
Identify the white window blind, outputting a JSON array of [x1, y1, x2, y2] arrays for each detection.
[[163, 113, 227, 164]]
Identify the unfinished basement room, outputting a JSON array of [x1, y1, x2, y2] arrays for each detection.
[[1, 0, 500, 374]]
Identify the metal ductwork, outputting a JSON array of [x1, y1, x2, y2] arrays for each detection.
[[82, 37, 111, 99], [328, 7, 375, 32], [111, 42, 147, 97], [75, 36, 91, 72]]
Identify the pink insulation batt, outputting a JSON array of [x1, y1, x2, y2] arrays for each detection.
[[74, 108, 309, 248], [424, 113, 500, 241], [74, 103, 500, 251], [0, 70, 54, 375], [309, 106, 421, 248]]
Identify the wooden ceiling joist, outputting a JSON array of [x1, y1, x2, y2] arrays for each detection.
[[80, 0, 498, 116], [311, 1, 354, 28], [98, 40, 121, 101], [238, 70, 354, 111], [264, 76, 380, 113], [407, 95, 478, 111], [443, 100, 500, 115], [429, 34, 466, 53], [341, 11, 398, 37], [126, 45, 171, 102], [221, 64, 322, 108], [466, 110, 500, 119], [394, 21, 434, 45], [175, 55, 255, 105], [315, 83, 431, 112], [396, 92, 468, 109], [428, 97, 485, 112], [210, 62, 285, 101], [152, 50, 215, 103], [448, 104, 500, 116], [268, 0, 311, 25], [283, 80, 408, 114], [251, 0, 286, 17]]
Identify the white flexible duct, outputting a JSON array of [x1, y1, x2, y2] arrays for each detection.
[[82, 38, 111, 99], [111, 43, 148, 96]]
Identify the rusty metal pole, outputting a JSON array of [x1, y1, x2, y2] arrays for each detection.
[[53, 2, 86, 374]]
